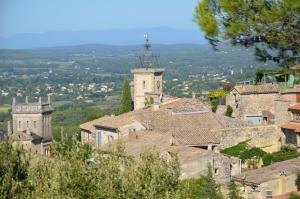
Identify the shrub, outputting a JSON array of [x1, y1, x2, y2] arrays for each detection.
[[262, 154, 273, 166], [221, 140, 250, 157], [239, 147, 266, 163], [0, 137, 182, 198], [225, 105, 233, 117], [295, 171, 300, 191]]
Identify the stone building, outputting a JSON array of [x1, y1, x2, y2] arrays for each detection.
[[131, 34, 164, 110], [281, 103, 300, 148], [234, 158, 300, 199], [8, 96, 53, 156], [226, 84, 279, 124], [80, 97, 287, 182]]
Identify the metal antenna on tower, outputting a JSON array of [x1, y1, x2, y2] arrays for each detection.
[[144, 33, 151, 51]]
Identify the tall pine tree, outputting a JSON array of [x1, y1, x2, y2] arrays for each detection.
[[119, 79, 132, 114], [194, 0, 300, 67], [228, 179, 243, 199]]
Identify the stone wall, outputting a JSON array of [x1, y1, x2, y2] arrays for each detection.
[[213, 125, 285, 153], [274, 99, 291, 125], [226, 92, 279, 119], [180, 152, 241, 185]]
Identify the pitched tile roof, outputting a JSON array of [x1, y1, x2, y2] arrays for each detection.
[[102, 130, 213, 163], [80, 98, 249, 146], [289, 103, 300, 111], [234, 83, 279, 95], [281, 123, 300, 133], [173, 129, 220, 145], [234, 157, 300, 185]]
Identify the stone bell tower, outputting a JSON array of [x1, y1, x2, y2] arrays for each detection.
[[131, 33, 164, 110]]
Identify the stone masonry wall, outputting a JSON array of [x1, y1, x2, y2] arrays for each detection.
[[213, 125, 285, 153], [274, 99, 291, 125]]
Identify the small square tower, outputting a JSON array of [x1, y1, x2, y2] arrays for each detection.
[[9, 96, 53, 155]]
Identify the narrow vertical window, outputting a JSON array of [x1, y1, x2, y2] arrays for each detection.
[[143, 81, 146, 89], [18, 121, 21, 128], [27, 121, 29, 128], [34, 121, 37, 128]]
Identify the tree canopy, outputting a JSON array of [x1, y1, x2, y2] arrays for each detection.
[[119, 79, 132, 114], [194, 0, 300, 67]]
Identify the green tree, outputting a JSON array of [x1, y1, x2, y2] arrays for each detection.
[[228, 179, 243, 199], [119, 79, 132, 114], [194, 0, 300, 67], [289, 193, 300, 199], [0, 136, 181, 198], [295, 171, 300, 191], [203, 164, 224, 199], [0, 139, 31, 199], [225, 105, 233, 117]]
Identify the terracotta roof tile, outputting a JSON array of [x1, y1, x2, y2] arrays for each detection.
[[289, 103, 300, 111], [281, 123, 300, 133], [234, 158, 300, 185], [173, 129, 220, 145], [102, 131, 212, 163], [234, 84, 279, 95]]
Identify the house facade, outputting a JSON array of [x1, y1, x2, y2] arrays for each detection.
[[234, 158, 300, 199], [281, 103, 300, 148], [226, 84, 279, 124]]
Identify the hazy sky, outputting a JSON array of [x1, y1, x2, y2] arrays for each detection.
[[0, 0, 200, 37]]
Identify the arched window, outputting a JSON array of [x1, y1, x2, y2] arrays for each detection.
[[27, 121, 29, 128], [143, 81, 146, 89]]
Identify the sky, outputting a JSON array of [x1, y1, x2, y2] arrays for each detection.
[[0, 0, 200, 37]]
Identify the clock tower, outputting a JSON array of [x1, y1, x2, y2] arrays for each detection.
[[131, 34, 164, 110]]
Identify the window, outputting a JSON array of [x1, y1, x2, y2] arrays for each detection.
[[34, 121, 37, 128], [96, 131, 102, 146], [108, 135, 114, 142], [143, 80, 146, 89], [27, 121, 29, 128], [18, 121, 21, 128], [214, 168, 219, 175], [293, 112, 300, 121]]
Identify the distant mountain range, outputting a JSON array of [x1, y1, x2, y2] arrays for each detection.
[[0, 27, 207, 49]]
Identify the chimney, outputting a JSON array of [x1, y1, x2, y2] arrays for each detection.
[[47, 95, 51, 104], [279, 171, 287, 194], [128, 129, 138, 140], [170, 133, 175, 146], [153, 104, 160, 111], [192, 92, 196, 99], [25, 96, 29, 104]]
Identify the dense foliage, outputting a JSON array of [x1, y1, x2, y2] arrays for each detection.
[[228, 179, 243, 199], [222, 141, 299, 167], [262, 145, 300, 166], [195, 0, 300, 67], [225, 105, 233, 117], [295, 171, 300, 190], [208, 88, 229, 112], [0, 138, 182, 199], [221, 140, 250, 157], [119, 79, 132, 114]]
